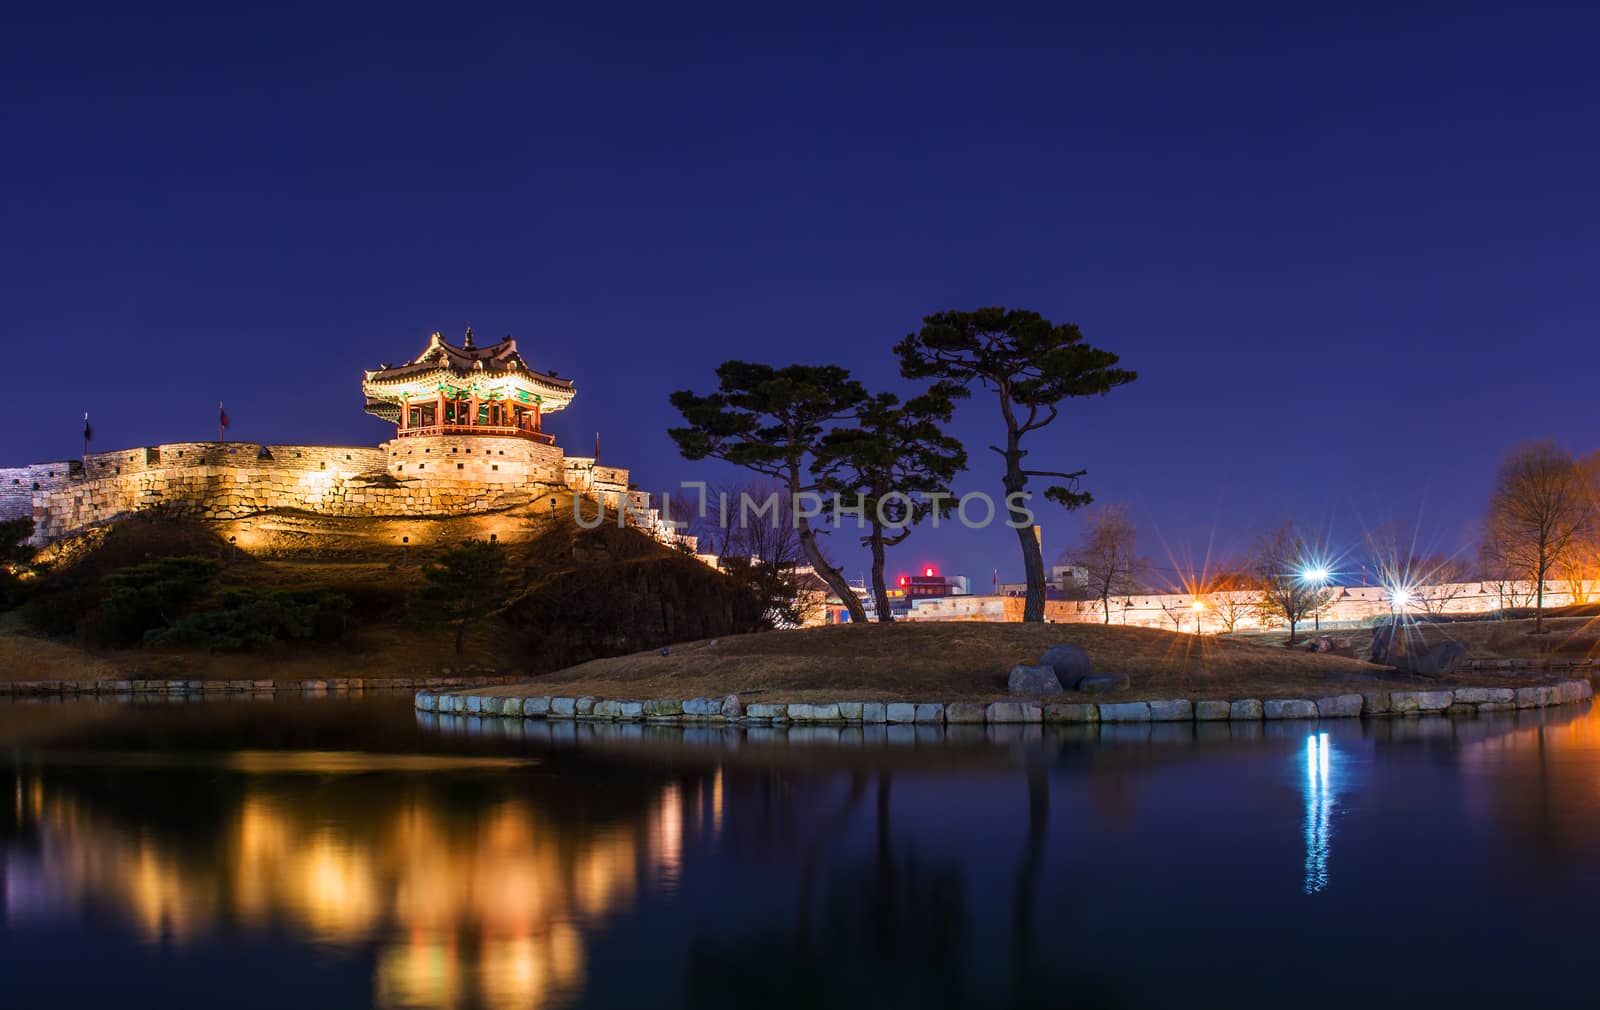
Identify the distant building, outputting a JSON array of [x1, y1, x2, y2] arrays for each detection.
[[998, 564, 1089, 600]]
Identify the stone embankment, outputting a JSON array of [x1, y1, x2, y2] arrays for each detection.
[[418, 678, 1594, 726], [2, 674, 515, 699]]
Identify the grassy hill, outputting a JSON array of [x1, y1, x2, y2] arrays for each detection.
[[2, 509, 769, 682]]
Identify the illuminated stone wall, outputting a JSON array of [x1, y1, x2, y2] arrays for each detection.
[[903, 580, 1600, 629], [3, 437, 638, 544]]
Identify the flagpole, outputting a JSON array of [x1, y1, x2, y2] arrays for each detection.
[[219, 402, 226, 443], [83, 411, 91, 460]]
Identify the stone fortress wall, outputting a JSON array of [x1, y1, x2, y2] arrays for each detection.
[[1, 436, 637, 545]]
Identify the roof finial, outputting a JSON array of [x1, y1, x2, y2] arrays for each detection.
[[463, 324, 474, 349]]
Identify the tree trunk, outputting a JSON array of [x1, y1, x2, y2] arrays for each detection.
[[868, 529, 893, 623], [1286, 617, 1298, 646], [1100, 591, 1111, 624], [454, 618, 467, 655], [797, 512, 866, 624], [1535, 546, 1546, 634], [1015, 522, 1046, 622]]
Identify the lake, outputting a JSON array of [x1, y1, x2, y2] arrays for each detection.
[[2, 694, 1596, 1009]]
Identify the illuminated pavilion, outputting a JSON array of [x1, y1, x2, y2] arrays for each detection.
[[362, 327, 575, 444]]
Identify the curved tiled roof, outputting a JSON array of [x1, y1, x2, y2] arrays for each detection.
[[364, 328, 574, 391]]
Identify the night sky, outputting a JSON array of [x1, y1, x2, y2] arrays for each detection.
[[4, 2, 1596, 586]]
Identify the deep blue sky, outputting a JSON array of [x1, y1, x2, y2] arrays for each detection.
[[3, 2, 1596, 585]]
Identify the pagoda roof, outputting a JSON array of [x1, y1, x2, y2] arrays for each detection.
[[363, 328, 575, 393]]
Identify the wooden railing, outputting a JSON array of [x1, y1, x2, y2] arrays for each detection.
[[396, 425, 554, 444]]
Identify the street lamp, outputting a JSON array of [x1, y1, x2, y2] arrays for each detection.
[[1300, 566, 1332, 633], [1190, 599, 1204, 635]]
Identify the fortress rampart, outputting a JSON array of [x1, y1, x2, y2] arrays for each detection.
[[0, 436, 634, 544]]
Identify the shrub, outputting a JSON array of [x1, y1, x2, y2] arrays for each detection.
[[414, 539, 508, 655], [0, 517, 35, 611], [88, 556, 222, 647], [147, 588, 351, 651]]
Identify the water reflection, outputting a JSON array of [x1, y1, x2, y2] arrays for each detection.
[[1303, 733, 1334, 894], [3, 758, 711, 1010], [4, 699, 1600, 1010]]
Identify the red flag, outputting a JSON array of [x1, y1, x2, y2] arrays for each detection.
[[219, 403, 230, 442]]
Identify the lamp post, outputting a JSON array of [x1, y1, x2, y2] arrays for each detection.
[[1190, 599, 1204, 635], [1388, 587, 1411, 661], [1301, 566, 1331, 633]]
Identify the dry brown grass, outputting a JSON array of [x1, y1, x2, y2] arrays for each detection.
[[493, 621, 1538, 705], [0, 613, 512, 684], [1245, 615, 1600, 662]]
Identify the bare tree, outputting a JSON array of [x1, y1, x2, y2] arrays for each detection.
[[1253, 524, 1335, 645], [675, 478, 817, 627], [1067, 504, 1142, 624], [1410, 555, 1474, 617], [1556, 450, 1600, 605], [1483, 441, 1598, 633], [1205, 567, 1258, 634], [1556, 537, 1599, 605]]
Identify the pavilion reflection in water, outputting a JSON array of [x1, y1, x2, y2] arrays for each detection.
[[3, 760, 722, 1010]]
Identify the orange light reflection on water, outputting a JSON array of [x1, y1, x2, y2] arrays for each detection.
[[9, 759, 724, 1010]]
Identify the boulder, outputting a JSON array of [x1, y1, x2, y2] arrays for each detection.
[[1148, 699, 1193, 722], [1099, 701, 1151, 722], [1395, 641, 1466, 677], [720, 694, 744, 719], [1229, 699, 1264, 720], [1369, 625, 1394, 665], [1039, 644, 1093, 687], [1076, 672, 1131, 694], [914, 703, 945, 724], [1314, 694, 1364, 719], [617, 701, 645, 720], [1390, 691, 1421, 714], [985, 701, 1042, 723], [1264, 699, 1317, 720], [1194, 699, 1230, 721], [523, 696, 552, 717], [1414, 690, 1454, 713], [860, 702, 888, 723], [1009, 664, 1066, 697], [885, 703, 917, 723], [788, 702, 841, 723], [837, 701, 864, 722], [1042, 702, 1099, 723], [945, 702, 987, 724], [683, 697, 721, 717]]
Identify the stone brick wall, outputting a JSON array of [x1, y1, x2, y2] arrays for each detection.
[[0, 467, 30, 524], [13, 437, 635, 544]]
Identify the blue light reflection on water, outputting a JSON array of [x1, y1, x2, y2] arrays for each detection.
[[1304, 731, 1334, 894]]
